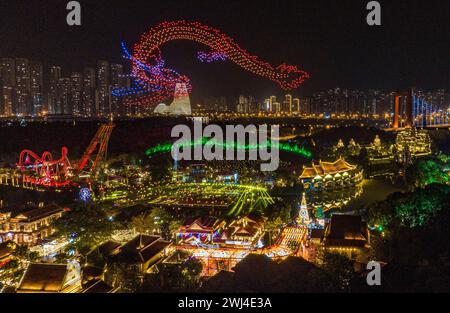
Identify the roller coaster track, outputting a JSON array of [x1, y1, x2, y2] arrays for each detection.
[[17, 123, 115, 188]]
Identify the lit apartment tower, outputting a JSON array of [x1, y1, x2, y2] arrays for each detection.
[[110, 63, 124, 116], [312, 91, 327, 114], [269, 95, 276, 112], [97, 60, 110, 117], [273, 101, 281, 113], [57, 78, 71, 115], [0, 58, 16, 86], [214, 96, 227, 112], [293, 97, 300, 113], [15, 58, 31, 116], [82, 67, 96, 117], [0, 86, 14, 117], [284, 94, 293, 113], [30, 62, 44, 116], [204, 96, 228, 112], [263, 98, 270, 112], [0, 58, 16, 117], [237, 95, 248, 113], [48, 66, 61, 114], [70, 72, 83, 116], [367, 90, 379, 115]]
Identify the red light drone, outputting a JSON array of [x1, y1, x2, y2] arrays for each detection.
[[113, 20, 310, 106]]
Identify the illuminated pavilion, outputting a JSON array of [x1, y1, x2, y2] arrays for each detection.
[[299, 157, 363, 192]]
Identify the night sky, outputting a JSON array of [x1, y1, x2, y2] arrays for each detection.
[[0, 0, 448, 101]]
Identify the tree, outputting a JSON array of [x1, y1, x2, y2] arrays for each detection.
[[129, 213, 154, 234], [12, 245, 39, 262], [319, 252, 359, 292], [53, 201, 119, 258], [142, 254, 203, 292], [406, 160, 449, 189], [264, 216, 283, 246], [106, 262, 142, 293], [148, 155, 172, 183], [181, 257, 203, 288], [365, 184, 450, 292], [129, 207, 181, 240]]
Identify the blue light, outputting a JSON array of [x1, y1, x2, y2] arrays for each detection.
[[79, 187, 91, 203]]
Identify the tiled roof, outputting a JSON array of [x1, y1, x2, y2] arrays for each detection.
[[13, 204, 63, 221], [300, 158, 357, 179], [82, 279, 117, 293], [17, 263, 68, 293], [322, 214, 369, 248], [115, 234, 171, 264]]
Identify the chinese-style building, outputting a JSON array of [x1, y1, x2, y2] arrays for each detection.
[[178, 216, 226, 244], [321, 214, 370, 263], [16, 262, 81, 293], [299, 157, 363, 192], [216, 215, 266, 246], [0, 204, 64, 245], [395, 127, 431, 157], [112, 234, 172, 275]]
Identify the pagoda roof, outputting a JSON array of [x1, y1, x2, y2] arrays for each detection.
[[300, 158, 357, 179]]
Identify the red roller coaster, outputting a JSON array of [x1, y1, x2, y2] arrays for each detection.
[[114, 21, 310, 106], [18, 147, 71, 187], [17, 123, 114, 188]]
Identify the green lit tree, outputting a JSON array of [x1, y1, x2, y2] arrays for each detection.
[[53, 201, 119, 258], [406, 160, 449, 189]]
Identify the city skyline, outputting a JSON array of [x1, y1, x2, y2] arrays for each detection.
[[0, 0, 448, 100], [0, 53, 450, 118], [1, 55, 448, 118]]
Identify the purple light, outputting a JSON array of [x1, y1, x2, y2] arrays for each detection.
[[197, 51, 228, 63]]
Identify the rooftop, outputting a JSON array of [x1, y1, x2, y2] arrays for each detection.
[[322, 214, 369, 248], [10, 204, 63, 222], [16, 263, 68, 293], [300, 158, 357, 179], [115, 234, 171, 264]]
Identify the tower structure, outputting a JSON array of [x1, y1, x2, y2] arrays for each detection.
[[154, 82, 192, 115], [297, 192, 310, 225], [393, 88, 413, 129]]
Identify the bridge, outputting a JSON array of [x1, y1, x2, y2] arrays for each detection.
[[391, 88, 450, 129]]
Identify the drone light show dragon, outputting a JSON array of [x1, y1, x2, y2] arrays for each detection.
[[113, 20, 310, 106]]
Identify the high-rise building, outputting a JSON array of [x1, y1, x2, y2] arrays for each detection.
[[57, 77, 71, 115], [82, 67, 96, 117], [0, 58, 16, 117], [203, 96, 228, 112], [97, 60, 110, 117], [236, 95, 257, 113], [300, 97, 312, 114], [292, 97, 300, 113], [1, 58, 16, 87], [30, 62, 44, 115], [48, 66, 62, 114], [110, 63, 124, 116], [0, 86, 14, 117], [15, 58, 31, 115], [70, 72, 83, 116], [283, 94, 292, 113]]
